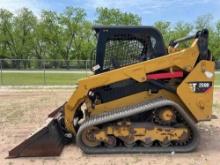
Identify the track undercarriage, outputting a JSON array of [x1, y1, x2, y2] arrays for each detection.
[[77, 98, 199, 153]]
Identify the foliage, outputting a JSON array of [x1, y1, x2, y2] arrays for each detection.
[[0, 7, 220, 66], [95, 7, 141, 25], [154, 14, 220, 59]]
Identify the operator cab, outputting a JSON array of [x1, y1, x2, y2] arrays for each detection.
[[92, 26, 167, 74]]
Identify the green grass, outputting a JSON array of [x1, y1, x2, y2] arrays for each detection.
[[215, 73, 220, 86], [0, 71, 219, 86], [0, 72, 87, 85]]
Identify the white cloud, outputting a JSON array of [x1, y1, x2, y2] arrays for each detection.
[[84, 0, 214, 14], [0, 0, 46, 16], [0, 0, 218, 21], [0, 0, 216, 16]]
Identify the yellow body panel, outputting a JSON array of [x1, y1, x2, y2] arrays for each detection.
[[64, 39, 214, 134], [177, 60, 215, 121]]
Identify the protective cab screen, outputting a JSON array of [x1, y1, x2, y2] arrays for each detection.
[[104, 35, 157, 70]]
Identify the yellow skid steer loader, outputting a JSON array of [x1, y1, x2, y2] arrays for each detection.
[[8, 26, 215, 158]]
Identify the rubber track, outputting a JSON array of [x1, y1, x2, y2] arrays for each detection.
[[76, 98, 200, 154]]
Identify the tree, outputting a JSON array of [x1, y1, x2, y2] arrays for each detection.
[[172, 22, 193, 48], [0, 8, 37, 68], [173, 22, 193, 38], [0, 6, 219, 66], [14, 8, 37, 68], [32, 21, 46, 60], [194, 14, 220, 59], [209, 21, 220, 60], [95, 7, 141, 25], [195, 14, 213, 30], [0, 9, 14, 59], [154, 21, 172, 45], [12, 8, 37, 59], [72, 21, 95, 61], [58, 7, 92, 67]]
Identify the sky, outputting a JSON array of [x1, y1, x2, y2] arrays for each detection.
[[0, 0, 220, 25]]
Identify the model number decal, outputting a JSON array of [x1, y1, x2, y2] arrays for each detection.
[[188, 81, 212, 93], [198, 83, 210, 88]]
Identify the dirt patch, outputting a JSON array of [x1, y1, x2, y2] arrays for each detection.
[[0, 88, 220, 165]]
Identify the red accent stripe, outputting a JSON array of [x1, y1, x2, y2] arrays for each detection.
[[205, 87, 212, 93], [147, 71, 183, 80]]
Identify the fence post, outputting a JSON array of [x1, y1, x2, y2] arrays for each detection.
[[85, 60, 88, 76], [43, 60, 46, 85], [0, 59, 2, 85]]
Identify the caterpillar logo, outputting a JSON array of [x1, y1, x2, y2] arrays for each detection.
[[188, 82, 212, 93]]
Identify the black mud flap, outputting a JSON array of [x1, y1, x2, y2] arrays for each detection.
[[7, 118, 66, 158]]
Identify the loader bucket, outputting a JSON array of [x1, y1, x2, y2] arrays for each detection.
[[48, 103, 66, 118], [8, 118, 66, 158]]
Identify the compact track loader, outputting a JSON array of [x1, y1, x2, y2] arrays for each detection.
[[8, 26, 215, 158]]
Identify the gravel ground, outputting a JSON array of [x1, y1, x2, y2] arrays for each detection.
[[0, 88, 220, 165]]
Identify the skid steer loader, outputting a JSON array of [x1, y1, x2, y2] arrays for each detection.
[[8, 26, 215, 158]]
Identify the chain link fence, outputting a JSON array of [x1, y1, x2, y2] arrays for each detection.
[[216, 61, 220, 70], [0, 59, 219, 86], [0, 59, 93, 86]]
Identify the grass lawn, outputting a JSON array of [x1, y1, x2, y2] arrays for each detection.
[[0, 71, 219, 86], [215, 73, 220, 86], [0, 72, 88, 85]]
